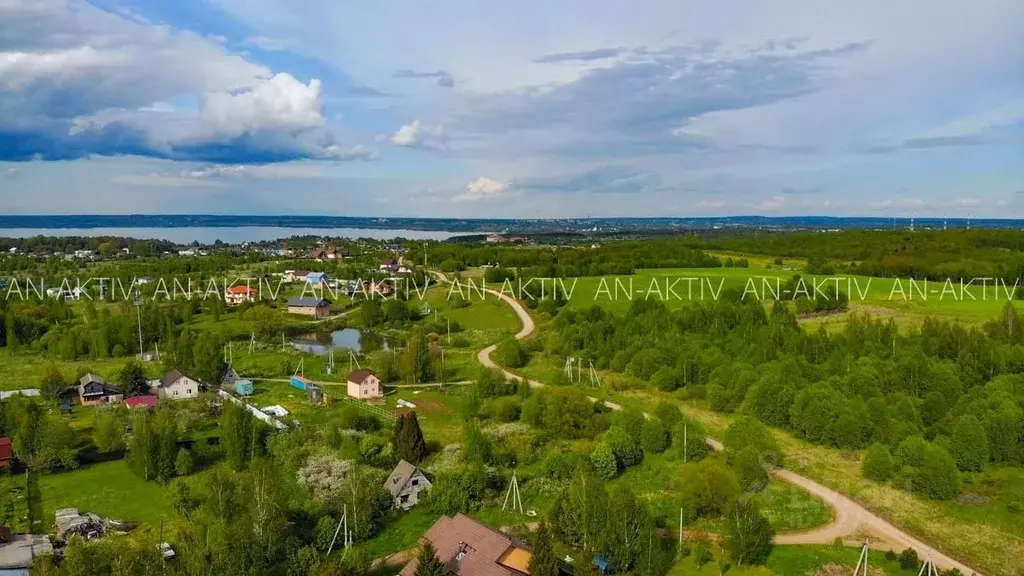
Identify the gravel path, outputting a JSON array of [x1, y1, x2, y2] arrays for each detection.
[[431, 270, 982, 574]]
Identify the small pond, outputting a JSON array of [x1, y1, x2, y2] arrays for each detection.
[[289, 328, 388, 355]]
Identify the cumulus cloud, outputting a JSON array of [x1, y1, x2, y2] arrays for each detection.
[[452, 177, 509, 202], [384, 120, 448, 150], [0, 0, 371, 163], [202, 74, 326, 137]]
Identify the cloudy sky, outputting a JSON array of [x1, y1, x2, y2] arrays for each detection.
[[2, 0, 1023, 217]]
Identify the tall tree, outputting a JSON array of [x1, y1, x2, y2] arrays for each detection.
[[604, 484, 650, 573], [118, 360, 150, 396], [414, 541, 446, 576], [393, 411, 428, 464], [550, 463, 608, 553], [723, 498, 774, 566], [529, 523, 559, 576], [39, 365, 67, 400], [221, 400, 256, 471], [950, 415, 990, 472]]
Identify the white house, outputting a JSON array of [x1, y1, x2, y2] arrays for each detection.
[[384, 460, 431, 510], [224, 285, 256, 306], [154, 370, 201, 400]]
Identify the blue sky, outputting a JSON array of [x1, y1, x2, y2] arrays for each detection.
[[1, 0, 1022, 218]]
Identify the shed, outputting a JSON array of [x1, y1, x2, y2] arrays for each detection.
[[124, 395, 158, 409], [234, 379, 254, 397], [290, 375, 312, 391], [0, 438, 11, 470]]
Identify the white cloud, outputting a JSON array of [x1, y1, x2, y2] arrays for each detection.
[[202, 74, 325, 137], [385, 120, 447, 149], [452, 177, 509, 202], [0, 0, 374, 163]]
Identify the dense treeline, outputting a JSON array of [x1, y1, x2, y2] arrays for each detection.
[[0, 236, 177, 256], [711, 229, 1024, 281], [546, 296, 1024, 500], [417, 239, 720, 277]]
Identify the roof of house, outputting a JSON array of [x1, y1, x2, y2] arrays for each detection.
[[347, 368, 376, 384], [384, 460, 426, 497], [0, 438, 12, 461], [78, 373, 105, 387], [400, 514, 531, 576], [225, 285, 255, 294], [291, 270, 310, 277], [124, 395, 158, 409], [287, 297, 331, 307], [159, 370, 184, 387], [381, 258, 397, 266]]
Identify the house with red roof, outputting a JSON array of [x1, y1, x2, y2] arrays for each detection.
[[400, 514, 533, 576], [124, 395, 158, 410], [224, 285, 256, 306], [0, 438, 12, 470]]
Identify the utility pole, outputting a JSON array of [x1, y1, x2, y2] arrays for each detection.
[[683, 420, 688, 463], [678, 508, 684, 547], [134, 290, 144, 358]]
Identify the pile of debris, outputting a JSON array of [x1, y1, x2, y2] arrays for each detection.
[[54, 508, 131, 543]]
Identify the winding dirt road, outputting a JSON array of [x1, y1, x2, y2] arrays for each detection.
[[433, 270, 981, 574]]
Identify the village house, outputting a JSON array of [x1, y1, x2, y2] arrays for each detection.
[[282, 270, 310, 283], [379, 258, 398, 272], [287, 297, 332, 318], [0, 437, 11, 470], [312, 248, 345, 262], [153, 370, 200, 400], [124, 395, 158, 410], [400, 514, 533, 576], [224, 285, 257, 306], [76, 374, 123, 406], [305, 272, 329, 286], [360, 280, 394, 298], [346, 368, 382, 399], [385, 460, 431, 510]]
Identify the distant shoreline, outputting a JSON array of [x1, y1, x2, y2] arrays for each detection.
[[0, 214, 1017, 234]]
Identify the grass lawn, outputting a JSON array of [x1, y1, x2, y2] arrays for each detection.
[[0, 348, 161, 391], [357, 505, 439, 558], [557, 266, 1024, 327], [0, 473, 31, 533], [38, 460, 174, 527], [667, 543, 914, 576]]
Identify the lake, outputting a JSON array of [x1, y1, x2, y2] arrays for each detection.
[[0, 227, 465, 243], [289, 328, 388, 355]]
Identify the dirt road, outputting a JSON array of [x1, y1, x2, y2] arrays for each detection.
[[433, 270, 982, 574]]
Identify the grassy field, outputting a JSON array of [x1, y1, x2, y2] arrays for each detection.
[[667, 543, 914, 575], [0, 348, 162, 391], [554, 265, 1024, 327], [38, 460, 174, 527], [0, 473, 32, 533]]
